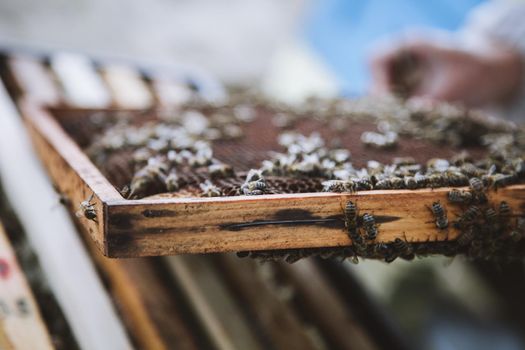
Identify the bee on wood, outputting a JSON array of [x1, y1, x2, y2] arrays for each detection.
[[354, 178, 373, 191], [241, 180, 267, 195], [430, 201, 448, 229], [484, 208, 498, 224], [460, 163, 484, 178], [498, 201, 512, 218], [76, 193, 97, 222], [469, 177, 484, 193], [404, 176, 417, 189], [447, 189, 472, 204], [344, 201, 358, 229], [393, 236, 414, 260], [362, 213, 378, 240], [322, 180, 356, 193], [129, 162, 168, 198], [454, 205, 481, 229], [489, 173, 517, 189], [445, 171, 469, 186], [245, 169, 263, 183], [414, 173, 428, 188], [456, 227, 475, 247], [427, 173, 446, 188], [390, 176, 404, 189], [374, 177, 403, 190]]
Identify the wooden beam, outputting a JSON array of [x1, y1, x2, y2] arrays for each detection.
[[164, 255, 265, 350], [211, 254, 319, 350], [275, 260, 377, 350], [86, 241, 201, 350], [0, 222, 54, 350]]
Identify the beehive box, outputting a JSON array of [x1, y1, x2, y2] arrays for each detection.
[[20, 95, 525, 258]]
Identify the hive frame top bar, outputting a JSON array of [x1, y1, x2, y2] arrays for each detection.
[[20, 99, 525, 258]]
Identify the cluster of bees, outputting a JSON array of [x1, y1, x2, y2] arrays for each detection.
[[81, 92, 525, 262]]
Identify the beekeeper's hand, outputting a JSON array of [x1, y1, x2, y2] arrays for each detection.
[[369, 38, 522, 107]]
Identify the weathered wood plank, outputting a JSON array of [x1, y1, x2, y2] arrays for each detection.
[[276, 260, 377, 350], [164, 255, 264, 350], [0, 223, 54, 350], [85, 238, 200, 350], [104, 185, 525, 257], [211, 254, 319, 350]]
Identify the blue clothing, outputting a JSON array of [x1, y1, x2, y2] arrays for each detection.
[[303, 0, 484, 95]]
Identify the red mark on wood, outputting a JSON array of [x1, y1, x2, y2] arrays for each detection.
[[0, 258, 10, 279]]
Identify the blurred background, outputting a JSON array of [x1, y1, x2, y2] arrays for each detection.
[[1, 1, 525, 350]]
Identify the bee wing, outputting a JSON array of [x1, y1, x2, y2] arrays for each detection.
[[75, 209, 84, 218]]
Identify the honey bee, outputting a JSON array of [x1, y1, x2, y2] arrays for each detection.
[[129, 162, 168, 198], [456, 227, 475, 247], [488, 173, 517, 189], [445, 171, 469, 186], [454, 205, 481, 229], [414, 173, 428, 188], [362, 213, 378, 240], [393, 237, 414, 260], [322, 180, 356, 193], [484, 207, 498, 224], [344, 201, 358, 229], [427, 173, 446, 188], [447, 189, 472, 204], [469, 177, 484, 193], [460, 163, 484, 178], [404, 176, 417, 189], [241, 180, 267, 195], [430, 201, 448, 229], [354, 178, 373, 191], [245, 169, 263, 183], [76, 193, 97, 222], [498, 201, 512, 218]]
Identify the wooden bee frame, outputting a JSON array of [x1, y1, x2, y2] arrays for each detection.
[[21, 100, 525, 258]]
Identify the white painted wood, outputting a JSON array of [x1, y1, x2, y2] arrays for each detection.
[[8, 54, 61, 106], [102, 65, 154, 108], [50, 53, 112, 108], [0, 80, 132, 350]]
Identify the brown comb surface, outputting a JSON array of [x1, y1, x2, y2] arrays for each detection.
[[51, 103, 488, 198]]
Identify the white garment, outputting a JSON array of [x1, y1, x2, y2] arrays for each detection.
[[462, 0, 525, 122]]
